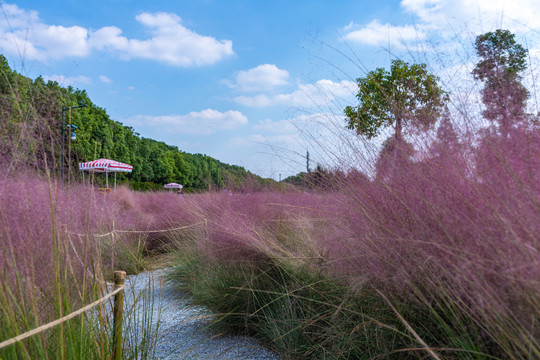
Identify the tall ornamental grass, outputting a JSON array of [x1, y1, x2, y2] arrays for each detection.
[[167, 121, 540, 359], [0, 173, 187, 359]]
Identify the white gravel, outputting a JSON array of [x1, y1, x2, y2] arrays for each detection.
[[122, 269, 281, 360]]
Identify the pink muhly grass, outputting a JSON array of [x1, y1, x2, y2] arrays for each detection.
[[0, 173, 164, 281], [175, 191, 336, 264], [330, 114, 540, 354], [169, 113, 540, 356]]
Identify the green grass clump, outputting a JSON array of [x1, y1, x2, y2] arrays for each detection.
[[168, 247, 422, 359], [0, 252, 110, 360]]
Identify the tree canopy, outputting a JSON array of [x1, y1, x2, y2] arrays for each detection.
[[472, 29, 529, 133], [344, 59, 448, 141], [0, 55, 271, 191]]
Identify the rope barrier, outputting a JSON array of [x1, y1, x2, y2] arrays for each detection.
[[0, 285, 125, 350], [15, 219, 209, 353], [267, 218, 327, 222], [93, 231, 114, 238], [72, 232, 113, 238], [71, 220, 205, 238], [113, 221, 205, 234], [1, 219, 209, 352]]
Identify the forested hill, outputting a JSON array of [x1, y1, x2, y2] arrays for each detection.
[[0, 55, 274, 191]]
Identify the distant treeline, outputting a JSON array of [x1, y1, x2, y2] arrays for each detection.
[[0, 55, 276, 191]]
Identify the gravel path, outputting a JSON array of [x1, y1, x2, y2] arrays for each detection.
[[123, 269, 281, 360]]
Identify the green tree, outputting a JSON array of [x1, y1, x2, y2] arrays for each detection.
[[0, 55, 268, 191], [472, 29, 529, 135], [172, 152, 191, 185], [345, 59, 448, 141]]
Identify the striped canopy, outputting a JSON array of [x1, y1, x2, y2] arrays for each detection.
[[164, 182, 183, 189], [79, 159, 133, 173]]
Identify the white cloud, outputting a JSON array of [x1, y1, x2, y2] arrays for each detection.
[[0, 3, 39, 30], [0, 3, 90, 61], [232, 64, 290, 92], [344, 19, 426, 50], [234, 79, 357, 107], [99, 75, 112, 83], [234, 113, 338, 148], [400, 0, 540, 34], [128, 109, 248, 135], [37, 24, 90, 57], [0, 3, 234, 66], [230, 133, 301, 147], [43, 74, 91, 86], [252, 118, 297, 133], [90, 12, 234, 66], [343, 0, 540, 55]]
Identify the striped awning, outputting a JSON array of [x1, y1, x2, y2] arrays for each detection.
[[79, 159, 133, 173]]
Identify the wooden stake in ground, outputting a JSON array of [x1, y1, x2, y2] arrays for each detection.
[[113, 271, 126, 360]]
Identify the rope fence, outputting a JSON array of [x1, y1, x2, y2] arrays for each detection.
[[1, 221, 207, 357], [72, 220, 206, 238], [114, 221, 205, 234], [0, 271, 126, 359]]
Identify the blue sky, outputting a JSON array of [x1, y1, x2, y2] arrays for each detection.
[[1, 0, 539, 179]]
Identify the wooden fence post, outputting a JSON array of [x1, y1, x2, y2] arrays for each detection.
[[111, 221, 116, 270], [112, 270, 126, 360]]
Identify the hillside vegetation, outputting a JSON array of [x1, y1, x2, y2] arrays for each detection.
[[0, 55, 273, 191]]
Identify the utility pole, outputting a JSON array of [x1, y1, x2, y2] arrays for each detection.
[[306, 150, 310, 173], [61, 104, 87, 184]]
